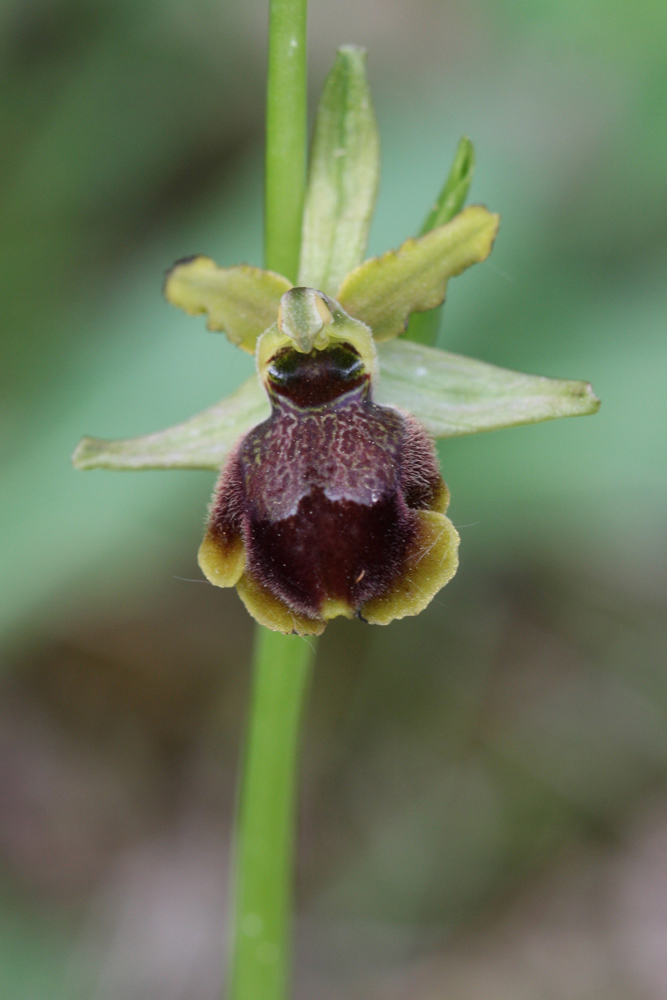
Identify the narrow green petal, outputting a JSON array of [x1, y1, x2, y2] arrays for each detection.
[[72, 376, 270, 471], [297, 45, 379, 296], [164, 257, 291, 353], [376, 339, 600, 437], [337, 205, 499, 342]]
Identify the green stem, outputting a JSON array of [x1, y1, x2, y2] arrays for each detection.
[[230, 9, 312, 994], [265, 0, 308, 281], [229, 629, 316, 1000]]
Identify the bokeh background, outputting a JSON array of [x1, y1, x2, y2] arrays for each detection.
[[1, 0, 666, 997]]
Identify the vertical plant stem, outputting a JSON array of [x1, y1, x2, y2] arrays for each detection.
[[229, 630, 316, 1000], [265, 0, 308, 281], [229, 4, 313, 998]]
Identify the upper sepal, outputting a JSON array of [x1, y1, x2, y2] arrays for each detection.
[[336, 205, 499, 342], [164, 257, 291, 353], [298, 45, 379, 297]]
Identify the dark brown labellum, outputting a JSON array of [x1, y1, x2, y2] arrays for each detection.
[[199, 341, 459, 635]]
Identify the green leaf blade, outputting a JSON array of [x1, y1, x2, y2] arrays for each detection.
[[298, 45, 380, 296], [164, 258, 291, 354], [338, 205, 499, 342], [72, 376, 270, 471], [405, 136, 476, 346], [376, 339, 600, 437], [419, 136, 475, 236]]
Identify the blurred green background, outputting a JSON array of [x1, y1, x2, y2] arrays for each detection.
[[1, 0, 666, 997]]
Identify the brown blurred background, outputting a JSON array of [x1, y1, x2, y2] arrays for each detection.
[[1, 0, 666, 997]]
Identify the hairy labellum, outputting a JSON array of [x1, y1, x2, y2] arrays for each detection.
[[198, 289, 459, 635]]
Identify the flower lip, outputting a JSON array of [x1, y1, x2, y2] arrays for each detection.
[[267, 343, 368, 408], [199, 388, 461, 635], [246, 485, 411, 620]]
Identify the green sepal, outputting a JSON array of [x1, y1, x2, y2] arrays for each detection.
[[337, 205, 499, 342], [72, 376, 269, 471], [297, 45, 379, 297], [375, 338, 600, 437], [164, 257, 292, 354]]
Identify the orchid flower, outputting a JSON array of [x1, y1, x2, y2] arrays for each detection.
[[73, 47, 598, 636]]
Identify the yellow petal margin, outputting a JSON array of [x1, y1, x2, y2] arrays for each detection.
[[236, 573, 326, 637], [198, 530, 246, 588], [362, 511, 460, 625]]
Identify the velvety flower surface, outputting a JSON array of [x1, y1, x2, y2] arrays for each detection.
[[73, 46, 599, 635], [198, 289, 458, 635]]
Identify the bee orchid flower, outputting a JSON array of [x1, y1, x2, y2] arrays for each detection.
[[73, 47, 599, 635]]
